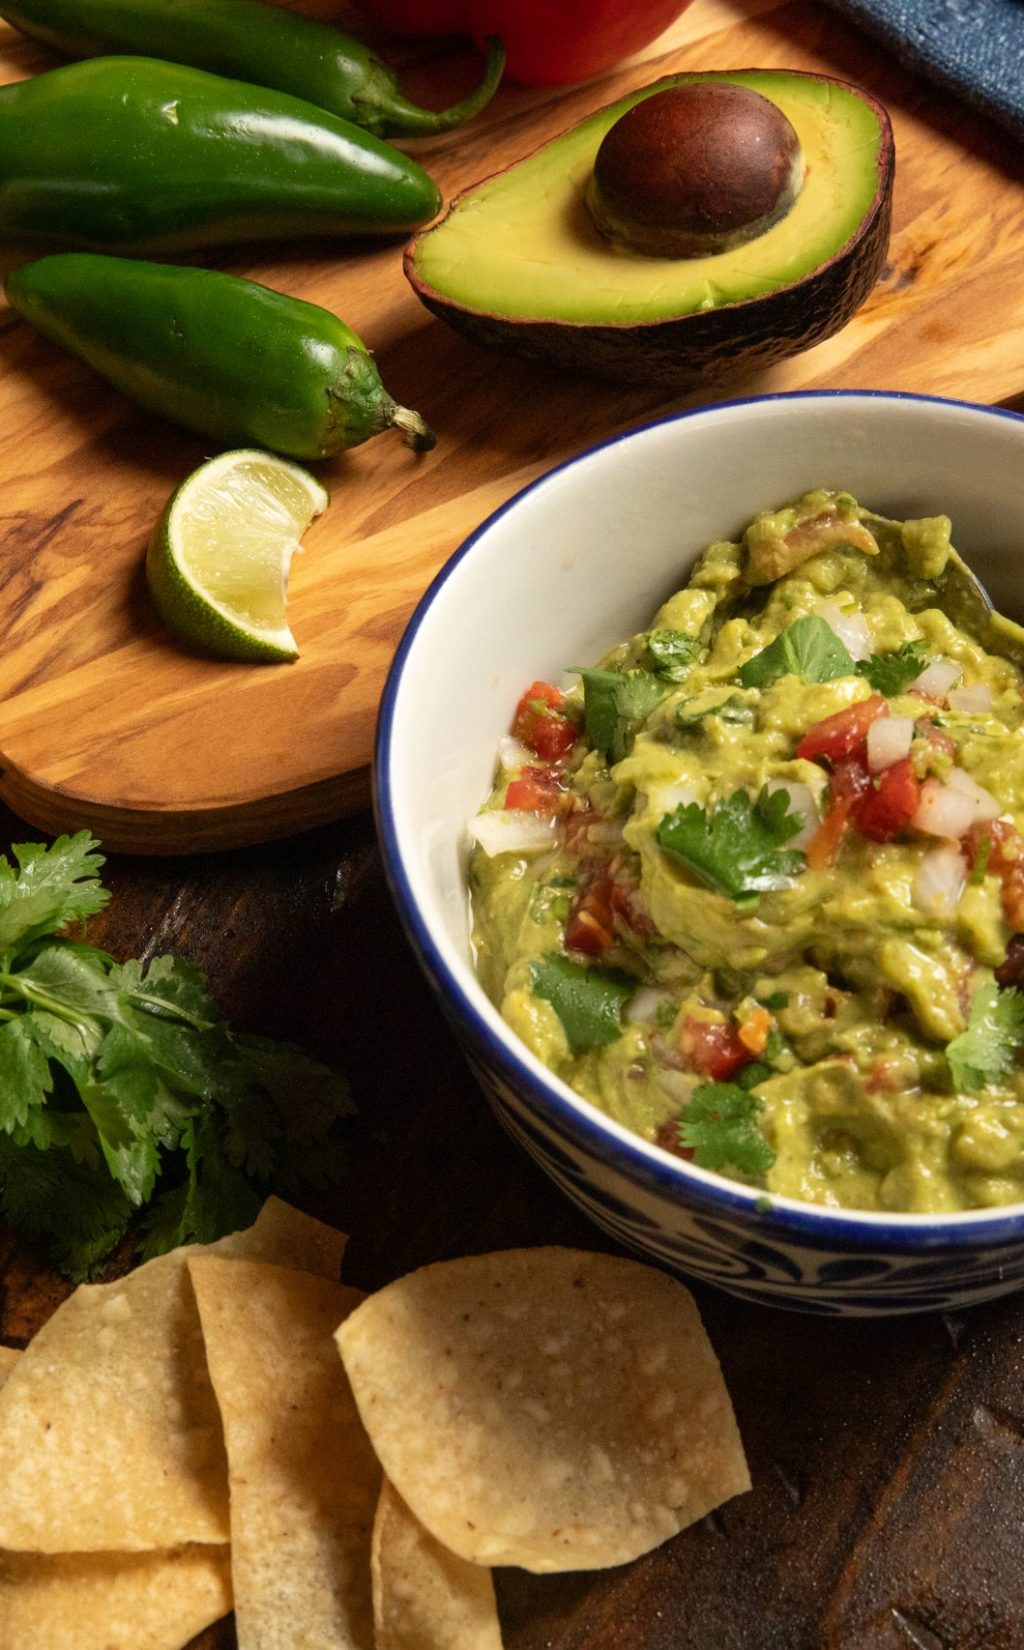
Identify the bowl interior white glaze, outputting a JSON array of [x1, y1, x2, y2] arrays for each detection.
[[381, 391, 1024, 1229]]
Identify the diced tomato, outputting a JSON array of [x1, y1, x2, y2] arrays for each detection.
[[853, 757, 921, 843], [512, 680, 578, 760], [918, 719, 956, 761], [680, 1017, 753, 1082], [654, 1118, 694, 1161], [996, 934, 1024, 989], [804, 757, 871, 870], [565, 878, 616, 956], [737, 1006, 773, 1055], [504, 766, 564, 812], [796, 697, 888, 764], [965, 819, 1024, 928]]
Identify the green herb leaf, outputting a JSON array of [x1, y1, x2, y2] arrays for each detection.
[[947, 979, 1024, 1091], [760, 991, 789, 1011], [656, 787, 806, 900], [0, 832, 109, 958], [575, 668, 666, 763], [856, 639, 929, 696], [0, 1134, 133, 1282], [675, 695, 752, 734], [530, 953, 632, 1052], [739, 616, 855, 690], [0, 1018, 52, 1131], [678, 1082, 775, 1175], [0, 835, 354, 1279], [644, 628, 700, 682]]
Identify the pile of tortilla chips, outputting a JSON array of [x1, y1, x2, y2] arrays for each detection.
[[0, 1204, 749, 1649]]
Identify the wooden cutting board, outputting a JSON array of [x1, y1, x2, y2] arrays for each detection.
[[1, 0, 1022, 853]]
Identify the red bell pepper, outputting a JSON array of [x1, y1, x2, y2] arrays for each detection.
[[355, 0, 693, 87]]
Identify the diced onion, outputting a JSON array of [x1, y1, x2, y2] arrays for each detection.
[[867, 715, 914, 772], [655, 1069, 698, 1107], [910, 659, 962, 702], [469, 811, 559, 857], [911, 778, 976, 840], [497, 735, 533, 770], [626, 986, 674, 1026], [913, 844, 966, 919], [649, 782, 699, 816], [947, 682, 994, 715], [945, 766, 1001, 822], [587, 818, 627, 846], [765, 779, 819, 849], [813, 599, 872, 662]]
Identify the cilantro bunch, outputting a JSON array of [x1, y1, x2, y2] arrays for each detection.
[[0, 833, 353, 1279]]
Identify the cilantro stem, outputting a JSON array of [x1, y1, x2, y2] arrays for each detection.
[[0, 972, 96, 1031]]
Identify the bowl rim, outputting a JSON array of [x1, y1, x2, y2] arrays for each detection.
[[375, 387, 1024, 1252]]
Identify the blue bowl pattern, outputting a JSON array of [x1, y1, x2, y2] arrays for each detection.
[[376, 390, 1024, 1317]]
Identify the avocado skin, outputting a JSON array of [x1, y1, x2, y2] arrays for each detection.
[[405, 74, 894, 389]]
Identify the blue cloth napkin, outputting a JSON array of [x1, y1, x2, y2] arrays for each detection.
[[822, 0, 1024, 142]]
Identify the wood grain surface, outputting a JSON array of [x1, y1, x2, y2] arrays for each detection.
[[0, 0, 1022, 852], [2, 797, 1022, 1650]]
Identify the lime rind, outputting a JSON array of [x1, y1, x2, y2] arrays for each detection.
[[146, 449, 328, 663]]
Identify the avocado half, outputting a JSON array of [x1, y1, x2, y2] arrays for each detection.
[[405, 70, 894, 387]]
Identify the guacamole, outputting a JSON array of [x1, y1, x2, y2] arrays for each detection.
[[468, 491, 1024, 1214]]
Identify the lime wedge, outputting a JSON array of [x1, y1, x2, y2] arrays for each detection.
[[146, 449, 329, 663]]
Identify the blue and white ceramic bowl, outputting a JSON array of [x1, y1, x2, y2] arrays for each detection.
[[375, 390, 1024, 1316]]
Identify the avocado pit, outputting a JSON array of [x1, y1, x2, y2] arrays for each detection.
[[586, 84, 806, 258]]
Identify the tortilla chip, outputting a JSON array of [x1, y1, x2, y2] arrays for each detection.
[[372, 1477, 503, 1650], [222, 1196, 347, 1278], [189, 1257, 379, 1649], [336, 1247, 750, 1572], [0, 1198, 345, 1552], [0, 1345, 20, 1388], [0, 1544, 231, 1650]]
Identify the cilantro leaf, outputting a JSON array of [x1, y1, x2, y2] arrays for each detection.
[[656, 787, 806, 900], [856, 639, 929, 696], [676, 695, 752, 734], [0, 832, 109, 958], [739, 616, 855, 689], [0, 1018, 52, 1130], [0, 835, 355, 1279], [0, 1134, 133, 1281], [530, 953, 632, 1052], [947, 980, 1024, 1091], [678, 1082, 775, 1176], [644, 628, 700, 682], [575, 668, 666, 763]]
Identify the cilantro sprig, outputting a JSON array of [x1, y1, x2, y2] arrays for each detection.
[[0, 833, 353, 1279], [530, 953, 632, 1052], [656, 787, 806, 901], [678, 1081, 775, 1176], [856, 639, 929, 696], [575, 668, 666, 763], [644, 628, 700, 682], [739, 616, 855, 689], [946, 979, 1024, 1092]]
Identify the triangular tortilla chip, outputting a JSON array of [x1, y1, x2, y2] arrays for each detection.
[[0, 1346, 20, 1388], [373, 1477, 503, 1650], [189, 1257, 379, 1649], [337, 1247, 750, 1572], [0, 1544, 231, 1650], [0, 1199, 346, 1552]]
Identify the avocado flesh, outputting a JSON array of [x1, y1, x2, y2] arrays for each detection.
[[411, 71, 886, 326]]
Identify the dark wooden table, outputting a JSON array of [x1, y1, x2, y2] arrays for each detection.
[[3, 795, 1022, 1650]]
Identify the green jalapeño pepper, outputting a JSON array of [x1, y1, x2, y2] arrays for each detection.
[[5, 254, 436, 457], [0, 57, 442, 254], [0, 0, 505, 138]]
